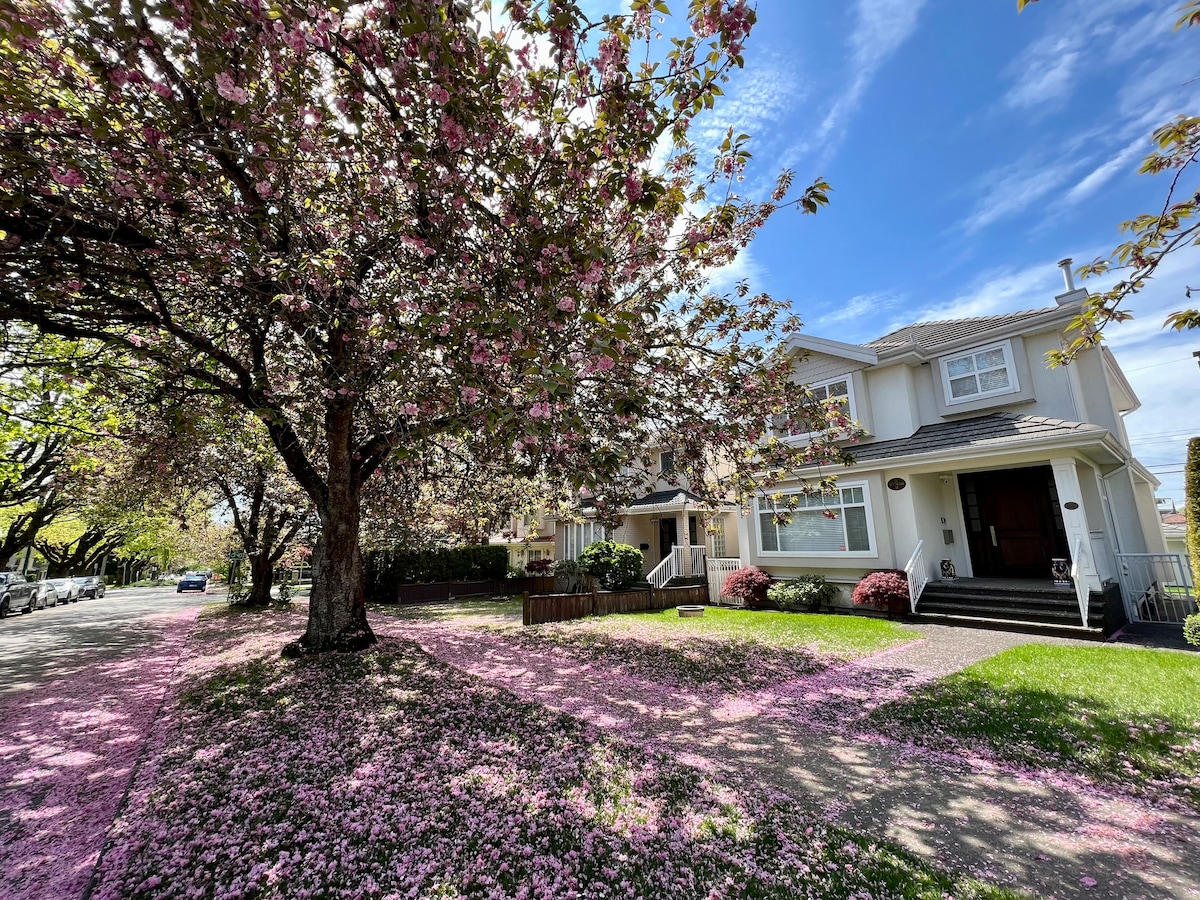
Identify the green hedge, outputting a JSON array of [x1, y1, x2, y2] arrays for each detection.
[[363, 545, 509, 603]]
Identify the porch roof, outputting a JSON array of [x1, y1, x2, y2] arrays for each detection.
[[581, 488, 729, 514], [844, 413, 1107, 463]]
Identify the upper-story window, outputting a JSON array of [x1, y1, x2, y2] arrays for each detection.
[[659, 451, 675, 474], [940, 340, 1019, 405], [775, 376, 855, 438]]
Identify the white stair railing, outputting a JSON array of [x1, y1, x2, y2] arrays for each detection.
[[904, 540, 927, 614], [689, 546, 706, 578], [647, 551, 677, 590], [1070, 537, 1089, 626]]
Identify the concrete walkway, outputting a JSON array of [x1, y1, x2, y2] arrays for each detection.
[[397, 617, 1199, 900]]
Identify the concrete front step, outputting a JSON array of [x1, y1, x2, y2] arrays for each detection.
[[909, 610, 1106, 640], [917, 598, 1102, 627], [917, 581, 1103, 630]]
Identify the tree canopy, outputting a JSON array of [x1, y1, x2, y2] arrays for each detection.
[[0, 0, 847, 653]]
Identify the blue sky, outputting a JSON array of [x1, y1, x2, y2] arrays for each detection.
[[587, 0, 1200, 503]]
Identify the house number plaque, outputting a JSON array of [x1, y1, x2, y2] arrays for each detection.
[[1063, 501, 1079, 510], [887, 478, 907, 491]]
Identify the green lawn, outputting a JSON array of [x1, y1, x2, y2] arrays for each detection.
[[502, 606, 916, 688], [870, 644, 1200, 805]]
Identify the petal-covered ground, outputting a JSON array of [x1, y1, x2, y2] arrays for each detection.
[[392, 605, 1200, 900], [90, 607, 1015, 900], [0, 606, 198, 900]]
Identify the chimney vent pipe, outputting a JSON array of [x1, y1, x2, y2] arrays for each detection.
[[1057, 258, 1075, 293]]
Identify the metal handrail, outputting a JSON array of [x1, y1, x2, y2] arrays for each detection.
[[1070, 537, 1088, 626], [904, 539, 927, 614]]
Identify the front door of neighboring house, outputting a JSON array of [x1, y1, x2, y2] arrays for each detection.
[[959, 466, 1069, 579], [659, 517, 678, 563]]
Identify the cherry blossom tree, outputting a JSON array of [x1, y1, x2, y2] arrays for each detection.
[[0, 0, 846, 654]]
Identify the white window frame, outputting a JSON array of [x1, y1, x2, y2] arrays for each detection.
[[939, 340, 1019, 406], [775, 375, 857, 441], [563, 520, 609, 560], [754, 482, 878, 558]]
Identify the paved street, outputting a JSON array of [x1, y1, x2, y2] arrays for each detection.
[[0, 586, 212, 697]]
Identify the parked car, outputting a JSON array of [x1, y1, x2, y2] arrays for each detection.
[[177, 572, 208, 593], [32, 581, 59, 610], [0, 572, 35, 617], [72, 575, 106, 599], [47, 577, 81, 603]]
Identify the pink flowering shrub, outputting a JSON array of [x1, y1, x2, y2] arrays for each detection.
[[851, 571, 909, 611], [722, 566, 772, 603]]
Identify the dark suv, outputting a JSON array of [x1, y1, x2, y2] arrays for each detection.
[[0, 572, 35, 617]]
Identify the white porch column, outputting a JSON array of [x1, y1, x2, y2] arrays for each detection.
[[883, 470, 928, 579], [1051, 457, 1100, 591], [735, 505, 752, 565]]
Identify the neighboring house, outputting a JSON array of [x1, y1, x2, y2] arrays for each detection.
[[1161, 512, 1189, 562], [490, 508, 557, 572], [550, 449, 742, 586], [728, 266, 1172, 630]]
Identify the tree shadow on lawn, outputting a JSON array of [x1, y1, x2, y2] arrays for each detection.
[[93, 634, 1021, 900], [402, 625, 1200, 900], [868, 677, 1200, 810]]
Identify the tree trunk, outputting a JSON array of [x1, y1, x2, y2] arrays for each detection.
[[282, 406, 375, 656], [243, 553, 274, 607]]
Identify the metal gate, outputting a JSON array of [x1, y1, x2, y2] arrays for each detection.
[[1115, 553, 1197, 624]]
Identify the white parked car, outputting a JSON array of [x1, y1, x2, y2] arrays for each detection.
[[46, 577, 81, 603], [32, 581, 59, 609]]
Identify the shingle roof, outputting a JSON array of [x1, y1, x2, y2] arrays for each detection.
[[864, 309, 1060, 353], [626, 489, 705, 509], [579, 489, 708, 512], [844, 413, 1106, 462]]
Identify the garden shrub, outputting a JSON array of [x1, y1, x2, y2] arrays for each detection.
[[577, 541, 644, 590], [362, 544, 509, 603], [524, 558, 554, 575], [1185, 611, 1200, 648], [723, 566, 772, 604], [852, 570, 909, 611], [767, 574, 840, 612]]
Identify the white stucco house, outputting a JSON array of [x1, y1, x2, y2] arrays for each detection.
[[722, 265, 1185, 633]]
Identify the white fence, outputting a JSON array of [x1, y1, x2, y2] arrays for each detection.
[[1115, 553, 1197, 625], [706, 558, 744, 606]]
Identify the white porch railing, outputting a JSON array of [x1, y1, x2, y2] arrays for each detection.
[[1070, 537, 1090, 627], [706, 558, 743, 606], [904, 540, 927, 614], [647, 545, 709, 590], [1115, 552, 1197, 624]]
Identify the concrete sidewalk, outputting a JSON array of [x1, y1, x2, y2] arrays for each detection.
[[401, 619, 1199, 900]]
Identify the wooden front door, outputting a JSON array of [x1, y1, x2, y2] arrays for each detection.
[[959, 467, 1068, 578], [658, 517, 678, 563]]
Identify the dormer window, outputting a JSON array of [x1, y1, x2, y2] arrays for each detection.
[[940, 341, 1018, 405]]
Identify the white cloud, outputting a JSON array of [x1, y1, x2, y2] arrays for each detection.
[[691, 55, 806, 159], [811, 292, 904, 335], [910, 262, 1064, 325], [704, 245, 765, 296], [1002, 34, 1082, 111], [1063, 138, 1145, 206], [808, 0, 926, 161], [960, 158, 1082, 235]]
